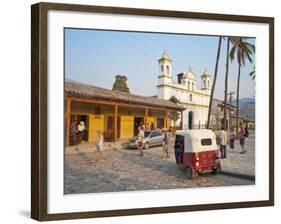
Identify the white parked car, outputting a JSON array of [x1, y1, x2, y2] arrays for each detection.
[[128, 130, 164, 149]]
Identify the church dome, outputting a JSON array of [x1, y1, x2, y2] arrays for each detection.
[[201, 69, 211, 78], [158, 51, 172, 62], [183, 67, 196, 80]]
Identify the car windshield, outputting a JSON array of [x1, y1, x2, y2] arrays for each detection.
[[144, 131, 151, 138]]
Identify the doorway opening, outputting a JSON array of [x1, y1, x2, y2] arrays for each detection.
[[188, 111, 194, 129], [134, 117, 144, 136], [157, 117, 165, 129]]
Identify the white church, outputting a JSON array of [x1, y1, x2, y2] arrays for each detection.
[[157, 52, 212, 129]]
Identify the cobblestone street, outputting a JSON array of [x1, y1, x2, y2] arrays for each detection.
[[64, 130, 255, 194]]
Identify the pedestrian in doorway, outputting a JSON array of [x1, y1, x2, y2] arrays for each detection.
[[219, 127, 228, 159], [77, 121, 86, 144], [229, 127, 236, 152], [96, 130, 104, 159], [162, 128, 170, 158], [137, 125, 145, 156], [239, 122, 246, 154], [150, 122, 155, 130], [146, 123, 151, 131]]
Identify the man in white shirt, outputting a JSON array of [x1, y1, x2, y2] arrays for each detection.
[[137, 124, 145, 156], [77, 121, 86, 144], [220, 128, 228, 159]]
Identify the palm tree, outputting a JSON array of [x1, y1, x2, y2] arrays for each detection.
[[249, 67, 256, 80], [223, 38, 230, 130], [206, 36, 223, 129], [229, 37, 255, 137]]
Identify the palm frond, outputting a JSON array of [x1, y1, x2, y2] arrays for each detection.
[[229, 45, 236, 61]]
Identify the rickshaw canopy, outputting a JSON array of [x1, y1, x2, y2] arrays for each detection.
[[176, 129, 218, 153]]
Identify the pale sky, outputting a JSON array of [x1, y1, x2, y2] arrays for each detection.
[[65, 28, 256, 100]]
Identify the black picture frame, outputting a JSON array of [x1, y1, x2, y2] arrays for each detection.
[[31, 2, 274, 221]]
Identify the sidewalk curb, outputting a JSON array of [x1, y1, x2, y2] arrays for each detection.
[[220, 170, 255, 181]]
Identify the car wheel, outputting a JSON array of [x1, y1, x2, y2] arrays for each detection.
[[186, 167, 193, 180], [144, 142, 149, 150]]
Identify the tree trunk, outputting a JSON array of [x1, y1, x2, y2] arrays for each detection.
[[207, 36, 222, 129], [223, 38, 230, 130], [236, 65, 241, 138]]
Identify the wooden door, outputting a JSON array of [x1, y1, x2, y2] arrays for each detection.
[[120, 116, 134, 139], [88, 115, 104, 142]]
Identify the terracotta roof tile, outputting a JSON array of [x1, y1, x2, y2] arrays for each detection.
[[65, 80, 185, 111]]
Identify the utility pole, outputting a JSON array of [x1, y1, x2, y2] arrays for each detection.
[[227, 91, 235, 104]]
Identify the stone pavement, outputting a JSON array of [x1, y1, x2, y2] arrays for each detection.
[[64, 130, 255, 194], [220, 130, 255, 176]]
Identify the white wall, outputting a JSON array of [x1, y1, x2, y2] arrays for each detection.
[[0, 0, 280, 224]]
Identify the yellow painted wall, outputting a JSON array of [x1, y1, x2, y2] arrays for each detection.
[[146, 116, 155, 126], [120, 115, 134, 139], [88, 115, 104, 142], [162, 117, 171, 128]]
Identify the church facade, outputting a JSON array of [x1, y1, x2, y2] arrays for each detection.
[[157, 52, 212, 129]]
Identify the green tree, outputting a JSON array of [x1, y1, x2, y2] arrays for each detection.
[[206, 36, 223, 129], [229, 37, 255, 136], [169, 96, 181, 126], [112, 75, 130, 93]]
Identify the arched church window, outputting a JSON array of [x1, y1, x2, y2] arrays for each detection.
[[192, 82, 194, 91], [166, 65, 170, 75], [161, 65, 164, 72], [190, 94, 192, 102], [188, 81, 190, 90]]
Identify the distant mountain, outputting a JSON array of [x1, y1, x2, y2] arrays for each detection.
[[238, 97, 255, 104], [231, 98, 255, 121]]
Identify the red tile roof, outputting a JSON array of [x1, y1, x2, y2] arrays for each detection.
[[65, 80, 185, 111]]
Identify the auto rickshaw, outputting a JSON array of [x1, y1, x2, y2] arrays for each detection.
[[174, 129, 221, 179]]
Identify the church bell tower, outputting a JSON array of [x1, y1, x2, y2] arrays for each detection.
[[157, 51, 173, 100], [158, 51, 172, 86], [201, 69, 211, 90]]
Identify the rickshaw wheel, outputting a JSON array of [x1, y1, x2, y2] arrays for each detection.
[[212, 168, 218, 175], [186, 167, 193, 180]]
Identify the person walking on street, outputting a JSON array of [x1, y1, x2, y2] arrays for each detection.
[[244, 124, 249, 137], [96, 130, 104, 159], [229, 127, 236, 152], [239, 122, 246, 154], [137, 124, 145, 156], [220, 127, 228, 159], [162, 128, 170, 158]]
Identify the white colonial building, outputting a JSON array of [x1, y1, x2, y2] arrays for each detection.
[[157, 52, 212, 129]]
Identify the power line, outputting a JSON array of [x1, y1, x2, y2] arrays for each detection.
[[106, 32, 151, 57], [105, 32, 184, 74], [66, 36, 160, 94], [66, 36, 156, 76], [66, 69, 156, 96], [144, 35, 189, 71], [65, 32, 193, 95]]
